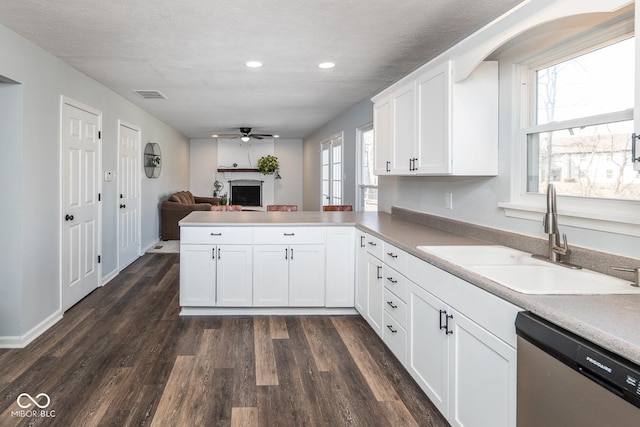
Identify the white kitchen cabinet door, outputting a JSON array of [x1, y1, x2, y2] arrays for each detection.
[[448, 309, 517, 427], [354, 232, 368, 315], [416, 62, 450, 174], [373, 94, 392, 175], [325, 227, 355, 307], [216, 245, 253, 307], [253, 245, 289, 306], [179, 244, 216, 306], [390, 81, 416, 174], [365, 253, 384, 337], [407, 281, 449, 418], [289, 244, 325, 306]]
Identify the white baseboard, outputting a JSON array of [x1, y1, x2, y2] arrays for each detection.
[[0, 309, 63, 348], [101, 268, 119, 286], [180, 307, 358, 316]]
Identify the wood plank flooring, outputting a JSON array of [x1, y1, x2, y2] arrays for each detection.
[[0, 253, 448, 426]]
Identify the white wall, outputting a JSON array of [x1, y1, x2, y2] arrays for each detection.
[[190, 138, 303, 208], [303, 98, 373, 211], [0, 23, 189, 341]]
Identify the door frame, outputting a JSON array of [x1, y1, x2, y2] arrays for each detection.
[[59, 96, 103, 310], [117, 120, 142, 270]]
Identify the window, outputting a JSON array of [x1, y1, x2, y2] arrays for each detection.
[[320, 133, 343, 206], [357, 124, 377, 211], [524, 36, 638, 200], [501, 16, 640, 235]]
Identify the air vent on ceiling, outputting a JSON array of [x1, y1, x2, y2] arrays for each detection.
[[133, 90, 167, 100]]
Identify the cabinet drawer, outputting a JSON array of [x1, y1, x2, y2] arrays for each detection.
[[383, 243, 407, 273], [364, 234, 384, 259], [383, 312, 407, 366], [383, 265, 407, 301], [180, 226, 253, 244], [384, 288, 407, 329], [253, 227, 326, 244]]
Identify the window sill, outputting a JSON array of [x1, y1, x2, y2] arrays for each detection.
[[499, 201, 640, 237]]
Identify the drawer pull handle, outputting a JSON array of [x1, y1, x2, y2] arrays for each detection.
[[386, 325, 398, 334], [284, 233, 295, 236], [377, 265, 382, 279], [387, 252, 398, 258], [210, 232, 222, 236], [285, 248, 288, 260], [386, 301, 397, 309], [386, 277, 398, 284], [368, 241, 377, 246]]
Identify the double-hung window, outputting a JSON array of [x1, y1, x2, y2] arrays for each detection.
[[321, 133, 343, 207], [357, 123, 377, 211], [504, 16, 640, 234]]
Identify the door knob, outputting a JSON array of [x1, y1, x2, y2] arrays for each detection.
[[120, 204, 126, 209], [65, 214, 74, 221]]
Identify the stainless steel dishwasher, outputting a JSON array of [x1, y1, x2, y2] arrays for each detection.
[[516, 312, 640, 427]]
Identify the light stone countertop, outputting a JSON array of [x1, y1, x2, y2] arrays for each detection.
[[180, 210, 640, 365]]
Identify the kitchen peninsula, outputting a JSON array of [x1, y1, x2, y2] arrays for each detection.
[[179, 208, 640, 366]]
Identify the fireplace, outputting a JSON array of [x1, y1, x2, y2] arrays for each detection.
[[229, 180, 263, 207]]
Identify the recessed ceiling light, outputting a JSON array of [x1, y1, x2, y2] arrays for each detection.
[[246, 61, 263, 68], [211, 134, 219, 138], [318, 62, 335, 69], [273, 135, 280, 138]]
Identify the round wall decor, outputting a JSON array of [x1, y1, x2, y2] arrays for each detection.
[[144, 142, 161, 178]]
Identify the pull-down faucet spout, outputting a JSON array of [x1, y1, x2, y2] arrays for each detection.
[[533, 183, 582, 269]]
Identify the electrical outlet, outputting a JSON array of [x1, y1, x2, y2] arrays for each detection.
[[104, 170, 113, 182], [445, 192, 453, 210]]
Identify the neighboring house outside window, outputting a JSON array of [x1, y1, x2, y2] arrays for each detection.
[[321, 133, 343, 207]]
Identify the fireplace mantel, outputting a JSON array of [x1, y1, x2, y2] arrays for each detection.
[[217, 167, 259, 173]]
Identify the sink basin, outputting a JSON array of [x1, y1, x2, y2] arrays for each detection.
[[417, 245, 541, 266], [417, 245, 639, 295]]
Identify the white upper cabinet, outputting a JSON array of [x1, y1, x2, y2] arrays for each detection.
[[373, 94, 392, 175], [372, 60, 498, 176]]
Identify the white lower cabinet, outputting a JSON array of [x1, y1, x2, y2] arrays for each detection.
[[325, 227, 355, 307], [179, 244, 253, 307], [354, 231, 368, 315], [365, 252, 384, 336], [407, 255, 519, 427], [253, 244, 325, 306]]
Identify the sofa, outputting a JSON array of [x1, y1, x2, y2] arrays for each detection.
[[161, 191, 220, 240]]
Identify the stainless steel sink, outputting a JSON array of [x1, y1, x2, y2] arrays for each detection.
[[417, 245, 640, 295]]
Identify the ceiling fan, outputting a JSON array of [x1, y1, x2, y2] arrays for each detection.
[[213, 127, 276, 142]]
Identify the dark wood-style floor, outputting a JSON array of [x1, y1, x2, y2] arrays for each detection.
[[0, 253, 448, 426]]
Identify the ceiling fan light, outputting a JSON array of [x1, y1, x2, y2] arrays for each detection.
[[318, 62, 335, 69], [240, 136, 251, 142]]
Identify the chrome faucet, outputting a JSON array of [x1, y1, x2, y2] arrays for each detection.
[[533, 183, 581, 269]]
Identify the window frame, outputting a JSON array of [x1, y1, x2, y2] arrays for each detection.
[[356, 122, 377, 211], [320, 132, 344, 207], [499, 16, 640, 237]]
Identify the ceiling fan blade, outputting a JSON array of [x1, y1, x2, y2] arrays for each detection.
[[252, 135, 264, 140], [251, 134, 273, 138], [215, 134, 240, 139]]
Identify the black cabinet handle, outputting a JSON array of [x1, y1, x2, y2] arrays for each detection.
[[368, 241, 377, 247], [387, 252, 398, 258], [386, 160, 390, 172], [360, 235, 365, 247], [65, 214, 74, 221], [290, 248, 294, 260], [120, 204, 126, 209], [285, 248, 288, 260], [386, 301, 397, 309], [445, 313, 453, 335], [386, 277, 398, 284], [386, 325, 398, 334], [210, 232, 222, 236], [217, 248, 221, 259], [439, 310, 446, 330], [284, 233, 295, 236], [377, 265, 382, 279]]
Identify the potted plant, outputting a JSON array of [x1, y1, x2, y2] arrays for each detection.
[[257, 155, 280, 175]]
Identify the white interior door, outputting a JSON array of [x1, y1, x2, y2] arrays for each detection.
[[118, 122, 141, 269], [61, 98, 102, 311]]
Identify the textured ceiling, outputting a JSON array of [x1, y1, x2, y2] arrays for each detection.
[[0, 0, 523, 139]]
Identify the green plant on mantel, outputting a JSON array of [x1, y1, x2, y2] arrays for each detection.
[[151, 155, 161, 167], [257, 155, 280, 175]]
